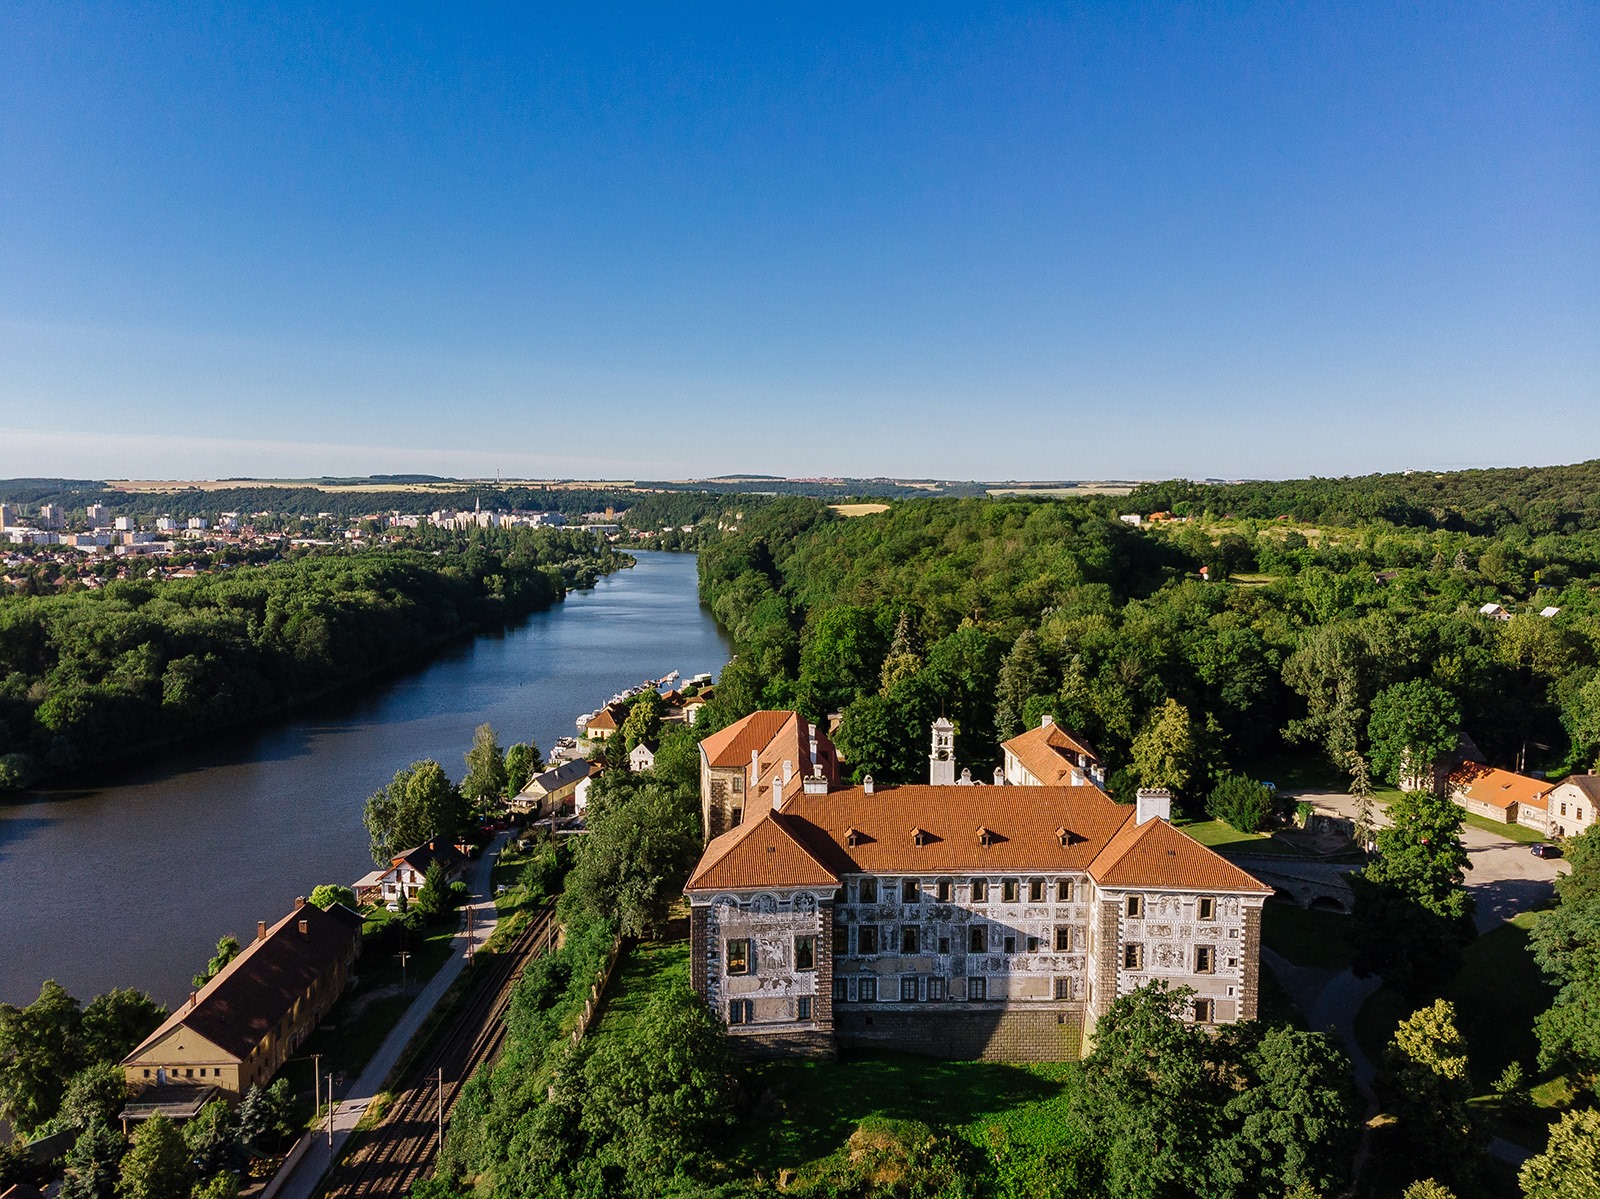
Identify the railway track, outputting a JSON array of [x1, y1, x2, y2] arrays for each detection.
[[321, 904, 558, 1199]]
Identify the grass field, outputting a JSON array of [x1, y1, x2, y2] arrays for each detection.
[[1459, 810, 1549, 844], [1261, 902, 1355, 971], [828, 503, 891, 517], [593, 939, 691, 1037]]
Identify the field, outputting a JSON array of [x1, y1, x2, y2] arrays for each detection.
[[1179, 818, 1306, 855], [828, 503, 891, 517]]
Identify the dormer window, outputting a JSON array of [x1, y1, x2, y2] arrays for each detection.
[[912, 826, 930, 847], [977, 826, 994, 848], [846, 826, 862, 848]]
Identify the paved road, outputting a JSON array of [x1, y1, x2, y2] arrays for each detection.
[[1295, 788, 1569, 932], [263, 834, 509, 1199]]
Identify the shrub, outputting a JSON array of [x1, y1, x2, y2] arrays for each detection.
[[1206, 773, 1275, 833]]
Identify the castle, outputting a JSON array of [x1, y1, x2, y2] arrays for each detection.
[[684, 713, 1271, 1061]]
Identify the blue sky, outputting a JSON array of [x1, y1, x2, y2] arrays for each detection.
[[1, 3, 1595, 481]]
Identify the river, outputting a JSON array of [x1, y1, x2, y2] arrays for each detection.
[[0, 551, 728, 1008]]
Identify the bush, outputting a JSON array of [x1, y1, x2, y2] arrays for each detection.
[[0, 754, 38, 792], [1206, 773, 1275, 833]]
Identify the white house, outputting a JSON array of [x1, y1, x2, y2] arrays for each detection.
[[1545, 776, 1598, 839]]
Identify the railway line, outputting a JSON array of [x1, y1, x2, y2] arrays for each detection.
[[319, 904, 559, 1199]]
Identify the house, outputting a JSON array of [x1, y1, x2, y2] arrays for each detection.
[[353, 840, 467, 907], [584, 703, 627, 740], [683, 689, 713, 725], [685, 718, 1270, 1062], [122, 899, 362, 1097], [1544, 775, 1599, 839], [1001, 717, 1106, 790], [1478, 602, 1512, 622], [511, 759, 594, 817], [629, 740, 658, 772], [697, 710, 841, 843], [1540, 606, 1562, 618], [1448, 763, 1552, 831]]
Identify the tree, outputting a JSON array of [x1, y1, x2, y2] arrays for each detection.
[[1348, 752, 1377, 852], [1364, 789, 1473, 919], [234, 1080, 294, 1153], [1376, 1000, 1483, 1193], [1367, 679, 1461, 787], [59, 1116, 124, 1199], [461, 723, 508, 806], [503, 740, 544, 797], [182, 1099, 237, 1177], [878, 610, 923, 695], [796, 604, 887, 717], [620, 691, 665, 751], [1530, 825, 1600, 1078], [308, 884, 358, 911], [191, 1175, 239, 1199], [54, 1063, 129, 1133], [995, 630, 1051, 741], [192, 937, 240, 989], [1558, 673, 1600, 770], [80, 990, 163, 1064], [1206, 773, 1275, 833], [116, 1114, 192, 1199], [566, 781, 700, 937], [1130, 698, 1203, 798], [0, 979, 85, 1133], [1401, 1182, 1457, 1199], [412, 861, 455, 921], [363, 759, 465, 866], [1519, 1108, 1600, 1199]]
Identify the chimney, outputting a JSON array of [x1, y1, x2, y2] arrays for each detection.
[[958, 768, 973, 785], [783, 759, 793, 784], [751, 750, 761, 787], [1070, 768, 1084, 787], [1040, 714, 1054, 727], [993, 767, 1005, 786], [772, 774, 784, 809], [803, 767, 828, 795], [863, 775, 875, 796], [257, 920, 268, 941], [295, 895, 307, 909], [1135, 788, 1173, 825], [188, 991, 198, 1009], [297, 919, 309, 935]]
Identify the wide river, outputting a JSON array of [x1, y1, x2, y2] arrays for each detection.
[[0, 551, 728, 1008]]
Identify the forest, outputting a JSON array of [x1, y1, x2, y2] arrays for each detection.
[[0, 528, 626, 789], [696, 485, 1600, 803]]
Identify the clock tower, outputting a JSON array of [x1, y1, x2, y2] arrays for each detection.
[[929, 718, 956, 785]]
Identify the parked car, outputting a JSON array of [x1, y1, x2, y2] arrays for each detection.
[[1531, 842, 1563, 859]]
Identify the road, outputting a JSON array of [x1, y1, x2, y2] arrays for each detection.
[[262, 834, 510, 1199]]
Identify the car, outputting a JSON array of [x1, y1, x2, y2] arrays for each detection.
[[1531, 843, 1563, 859]]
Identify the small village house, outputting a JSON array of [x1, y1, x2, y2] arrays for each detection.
[[629, 740, 658, 772], [352, 840, 466, 908], [1448, 762, 1552, 832], [1544, 775, 1598, 839], [121, 899, 363, 1097], [511, 759, 595, 817], [583, 703, 627, 740]]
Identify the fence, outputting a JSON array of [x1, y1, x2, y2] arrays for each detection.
[[570, 933, 629, 1044]]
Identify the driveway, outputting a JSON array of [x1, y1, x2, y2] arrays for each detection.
[[1294, 789, 1569, 932]]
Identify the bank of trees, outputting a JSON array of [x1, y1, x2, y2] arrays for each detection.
[[0, 532, 625, 789]]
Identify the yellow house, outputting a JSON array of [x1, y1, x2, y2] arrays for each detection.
[[122, 900, 363, 1097]]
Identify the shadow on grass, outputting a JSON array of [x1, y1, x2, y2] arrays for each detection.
[[732, 1051, 1076, 1169]]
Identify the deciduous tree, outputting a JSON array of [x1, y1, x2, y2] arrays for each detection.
[[1519, 1108, 1600, 1199], [461, 723, 508, 806], [1367, 679, 1461, 787], [116, 1114, 192, 1199], [363, 759, 465, 866]]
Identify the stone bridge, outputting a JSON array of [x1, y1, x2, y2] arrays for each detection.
[[1227, 856, 1356, 913]]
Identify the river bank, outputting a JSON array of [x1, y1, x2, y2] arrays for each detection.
[[0, 551, 728, 1006]]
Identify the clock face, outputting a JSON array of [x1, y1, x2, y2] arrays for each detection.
[[937, 750, 949, 760]]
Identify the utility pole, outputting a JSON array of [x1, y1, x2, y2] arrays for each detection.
[[465, 903, 474, 966], [326, 1071, 334, 1146], [437, 1067, 445, 1151], [399, 949, 411, 993], [312, 1053, 322, 1128]]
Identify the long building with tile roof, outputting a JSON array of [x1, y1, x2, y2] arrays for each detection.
[[684, 713, 1271, 1061]]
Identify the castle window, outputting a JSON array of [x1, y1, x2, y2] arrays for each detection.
[[797, 997, 813, 1021], [1028, 879, 1046, 902], [938, 936, 950, 954], [1055, 925, 1073, 951], [731, 775, 742, 793], [726, 940, 751, 976], [1198, 897, 1216, 921], [1126, 895, 1144, 919], [1002, 879, 1020, 902], [1054, 977, 1072, 1000], [834, 978, 848, 1002], [1195, 946, 1215, 974], [834, 922, 849, 954], [901, 925, 920, 953], [969, 977, 988, 1001], [928, 977, 946, 1001], [971, 878, 989, 902], [1057, 879, 1074, 902], [1193, 998, 1214, 1023], [902, 879, 920, 903], [1123, 943, 1144, 970], [857, 925, 879, 955], [796, 935, 816, 971], [859, 976, 878, 1002], [859, 878, 878, 904], [1027, 935, 1040, 952], [729, 999, 754, 1025], [968, 925, 988, 953], [900, 976, 918, 1001], [1004, 935, 1016, 954], [936, 879, 952, 901]]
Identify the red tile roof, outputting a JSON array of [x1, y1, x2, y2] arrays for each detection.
[[1002, 722, 1100, 786], [1450, 763, 1552, 812], [685, 782, 1268, 895], [698, 710, 798, 768]]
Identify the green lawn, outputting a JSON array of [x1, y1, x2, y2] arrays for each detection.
[[1459, 810, 1548, 844], [1354, 912, 1557, 1091], [1178, 819, 1308, 856], [1261, 902, 1354, 971], [593, 940, 690, 1037], [730, 1053, 1082, 1170], [1242, 753, 1345, 796]]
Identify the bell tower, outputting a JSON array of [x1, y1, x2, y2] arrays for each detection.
[[929, 718, 956, 785]]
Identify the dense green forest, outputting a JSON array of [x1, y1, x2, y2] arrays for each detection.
[[697, 487, 1600, 800], [0, 529, 626, 789]]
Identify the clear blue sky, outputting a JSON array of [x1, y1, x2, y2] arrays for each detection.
[[1, 3, 1594, 481]]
